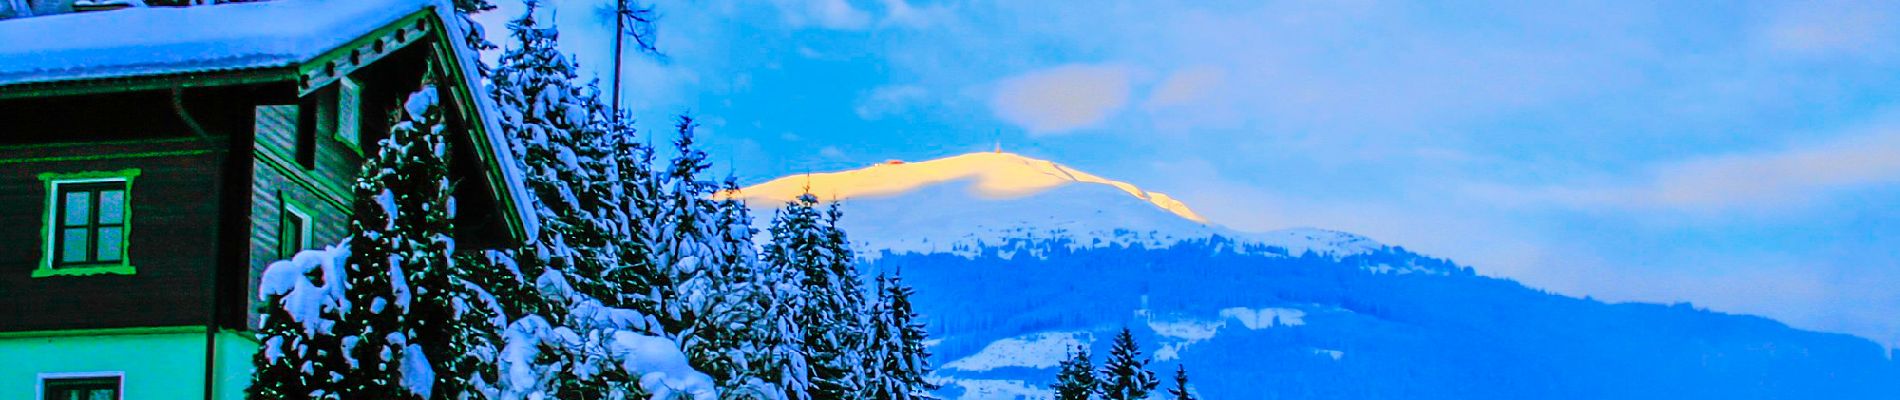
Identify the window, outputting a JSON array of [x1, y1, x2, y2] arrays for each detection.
[[280, 198, 312, 258], [297, 88, 331, 169], [41, 374, 121, 400], [336, 76, 363, 153], [36, 170, 138, 277]]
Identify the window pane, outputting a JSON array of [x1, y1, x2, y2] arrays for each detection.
[[61, 228, 90, 263], [97, 190, 125, 225], [282, 211, 307, 257], [96, 227, 123, 262], [63, 191, 91, 226], [45, 378, 119, 400]]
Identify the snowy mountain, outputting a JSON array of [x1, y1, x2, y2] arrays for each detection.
[[740, 151, 1900, 399], [736, 152, 1380, 258]]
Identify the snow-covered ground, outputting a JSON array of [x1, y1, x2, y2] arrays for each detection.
[[941, 331, 1094, 372]]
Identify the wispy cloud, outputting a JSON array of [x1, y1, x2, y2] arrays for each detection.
[[1143, 65, 1225, 109], [771, 0, 873, 30], [1490, 121, 1900, 212], [988, 64, 1132, 135], [855, 84, 930, 120], [1760, 1, 1898, 57]]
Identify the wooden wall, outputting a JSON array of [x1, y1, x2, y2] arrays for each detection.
[[243, 102, 359, 329], [0, 36, 521, 333], [0, 138, 228, 332]]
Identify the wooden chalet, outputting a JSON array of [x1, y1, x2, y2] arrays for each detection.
[[0, 1, 535, 398]]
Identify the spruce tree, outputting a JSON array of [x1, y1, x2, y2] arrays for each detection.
[[860, 274, 899, 399], [765, 193, 867, 398], [649, 118, 765, 391], [1097, 328, 1159, 400], [753, 192, 813, 399], [862, 272, 939, 399], [383, 85, 506, 399], [251, 248, 347, 399], [1167, 364, 1196, 400], [693, 178, 772, 392], [1050, 347, 1098, 400], [323, 84, 469, 399], [489, 0, 624, 307]]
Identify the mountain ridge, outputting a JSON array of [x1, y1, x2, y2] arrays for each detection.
[[738, 151, 1900, 399], [736, 151, 1383, 258]]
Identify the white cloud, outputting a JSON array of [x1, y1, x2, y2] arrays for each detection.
[[770, 0, 873, 30], [1493, 123, 1900, 212], [854, 84, 930, 120], [763, 0, 946, 30], [1144, 65, 1225, 108], [877, 0, 950, 29], [1761, 1, 1898, 56], [988, 64, 1133, 135], [819, 146, 847, 159]]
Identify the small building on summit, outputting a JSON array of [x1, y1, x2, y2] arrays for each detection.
[[0, 1, 535, 399]]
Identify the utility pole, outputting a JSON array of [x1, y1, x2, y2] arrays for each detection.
[[611, 0, 625, 123]]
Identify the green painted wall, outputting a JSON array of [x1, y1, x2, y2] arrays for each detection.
[[0, 327, 255, 400]]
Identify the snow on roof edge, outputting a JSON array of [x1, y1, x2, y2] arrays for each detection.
[[428, 4, 542, 241], [0, 0, 438, 89]]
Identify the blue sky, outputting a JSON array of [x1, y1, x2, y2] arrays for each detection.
[[475, 0, 1900, 347]]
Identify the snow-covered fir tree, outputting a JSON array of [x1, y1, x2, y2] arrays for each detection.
[[1050, 347, 1098, 400], [1168, 364, 1196, 400], [251, 247, 348, 399], [489, 0, 625, 307], [1098, 328, 1159, 400], [639, 117, 766, 391], [248, 1, 946, 397], [764, 193, 868, 399], [250, 84, 477, 400], [383, 85, 505, 399], [748, 186, 813, 399], [859, 274, 898, 399], [694, 177, 776, 393], [861, 272, 939, 399]]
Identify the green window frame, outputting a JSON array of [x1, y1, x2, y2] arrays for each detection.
[[280, 197, 313, 259], [35, 169, 139, 278]]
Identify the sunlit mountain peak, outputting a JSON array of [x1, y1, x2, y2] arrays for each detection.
[[736, 151, 1210, 223], [736, 151, 1379, 259]]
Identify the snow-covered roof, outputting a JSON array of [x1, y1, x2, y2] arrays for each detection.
[[0, 0, 541, 241], [0, 0, 435, 88]]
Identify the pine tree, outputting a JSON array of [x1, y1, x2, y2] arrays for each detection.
[[381, 85, 508, 399], [1167, 364, 1196, 400], [862, 272, 939, 399], [490, 0, 624, 307], [1050, 347, 1098, 400], [860, 274, 899, 399], [321, 84, 469, 399], [650, 118, 766, 391], [251, 248, 347, 399], [697, 178, 774, 393], [752, 190, 813, 399], [250, 85, 469, 400], [764, 193, 868, 399], [1097, 328, 1159, 400]]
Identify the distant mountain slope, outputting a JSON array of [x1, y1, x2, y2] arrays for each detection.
[[869, 241, 1900, 399], [736, 152, 1378, 258], [741, 152, 1900, 399]]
